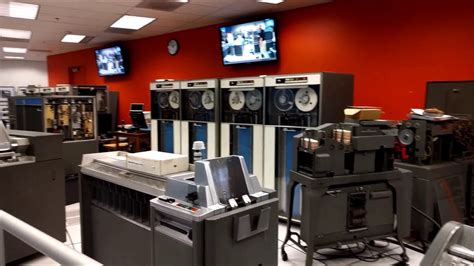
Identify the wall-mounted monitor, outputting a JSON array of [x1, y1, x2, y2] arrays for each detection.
[[219, 18, 278, 66], [95, 46, 127, 76]]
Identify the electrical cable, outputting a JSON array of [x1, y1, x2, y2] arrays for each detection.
[[284, 232, 412, 264], [411, 205, 442, 229], [289, 243, 328, 265], [385, 237, 426, 254], [318, 243, 367, 259], [347, 245, 378, 262], [365, 239, 404, 263], [66, 228, 76, 251]]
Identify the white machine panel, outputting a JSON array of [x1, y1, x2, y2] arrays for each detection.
[[173, 120, 181, 154], [207, 122, 216, 159], [221, 76, 265, 88], [150, 81, 180, 90], [181, 121, 189, 157], [263, 125, 276, 189], [220, 123, 230, 157], [264, 73, 321, 87], [180, 79, 217, 89], [151, 120, 158, 151], [253, 124, 264, 184]]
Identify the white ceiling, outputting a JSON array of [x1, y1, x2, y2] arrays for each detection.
[[0, 0, 331, 61]]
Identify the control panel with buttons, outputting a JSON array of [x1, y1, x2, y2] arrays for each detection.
[[158, 196, 200, 213]]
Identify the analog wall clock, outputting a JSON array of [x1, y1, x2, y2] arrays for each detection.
[[167, 39, 179, 55]]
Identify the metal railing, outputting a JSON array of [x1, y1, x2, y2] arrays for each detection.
[[0, 210, 102, 265]]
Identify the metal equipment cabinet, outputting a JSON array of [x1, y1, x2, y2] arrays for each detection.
[[80, 154, 167, 266], [0, 130, 65, 263], [396, 161, 471, 241], [9, 96, 99, 204]]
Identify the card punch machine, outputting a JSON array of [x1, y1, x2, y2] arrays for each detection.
[[150, 155, 279, 266]]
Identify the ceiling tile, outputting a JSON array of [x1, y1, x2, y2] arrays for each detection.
[[174, 3, 220, 16], [39, 5, 123, 21], [2, 0, 332, 60], [128, 7, 201, 22], [189, 0, 235, 8], [38, 1, 132, 14]]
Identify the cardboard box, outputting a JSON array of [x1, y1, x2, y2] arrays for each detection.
[[344, 106, 382, 120], [127, 151, 188, 176]]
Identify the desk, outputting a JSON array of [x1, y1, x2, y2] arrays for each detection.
[[111, 131, 150, 152]]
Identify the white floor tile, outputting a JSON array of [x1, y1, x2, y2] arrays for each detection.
[[65, 203, 81, 226], [278, 223, 300, 241], [66, 203, 80, 216], [21, 213, 426, 266], [276, 233, 424, 265]]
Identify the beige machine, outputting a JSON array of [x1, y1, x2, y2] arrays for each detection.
[[43, 97, 96, 140]]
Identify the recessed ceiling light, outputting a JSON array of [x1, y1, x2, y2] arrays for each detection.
[[0, 27, 32, 40], [4, 55, 24, 59], [3, 47, 27, 53], [257, 0, 284, 4], [61, 34, 86, 43], [110, 15, 156, 30], [0, 1, 39, 20]]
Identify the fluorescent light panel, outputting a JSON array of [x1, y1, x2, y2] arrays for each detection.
[[4, 55, 24, 59], [0, 27, 31, 39], [110, 15, 156, 30], [3, 47, 27, 53], [0, 1, 39, 20], [257, 0, 284, 4], [61, 34, 86, 43]]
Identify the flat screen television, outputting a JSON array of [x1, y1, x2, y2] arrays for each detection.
[[219, 18, 278, 65], [95, 46, 126, 76]]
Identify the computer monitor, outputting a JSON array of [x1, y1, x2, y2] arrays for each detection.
[[130, 111, 148, 129], [130, 103, 144, 111]]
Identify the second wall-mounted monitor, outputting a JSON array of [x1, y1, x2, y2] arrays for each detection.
[[220, 18, 278, 65], [95, 46, 127, 77]]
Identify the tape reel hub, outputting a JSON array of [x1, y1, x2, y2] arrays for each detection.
[[168, 91, 180, 109], [202, 90, 215, 110], [274, 89, 294, 112], [295, 87, 318, 112], [189, 91, 202, 110], [245, 90, 263, 111], [158, 92, 170, 108], [229, 91, 245, 111]]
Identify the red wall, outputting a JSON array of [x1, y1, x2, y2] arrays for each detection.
[[48, 0, 474, 123]]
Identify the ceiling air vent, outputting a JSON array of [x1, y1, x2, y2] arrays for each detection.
[[137, 0, 189, 11]]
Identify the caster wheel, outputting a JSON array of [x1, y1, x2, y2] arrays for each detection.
[[281, 251, 288, 261]]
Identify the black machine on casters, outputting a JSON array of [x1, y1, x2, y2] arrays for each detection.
[[280, 121, 413, 265]]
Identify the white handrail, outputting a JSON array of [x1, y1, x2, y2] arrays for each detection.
[[0, 210, 102, 265]]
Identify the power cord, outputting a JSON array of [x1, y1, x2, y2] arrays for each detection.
[[285, 234, 412, 264], [66, 228, 77, 251], [411, 205, 441, 229]]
